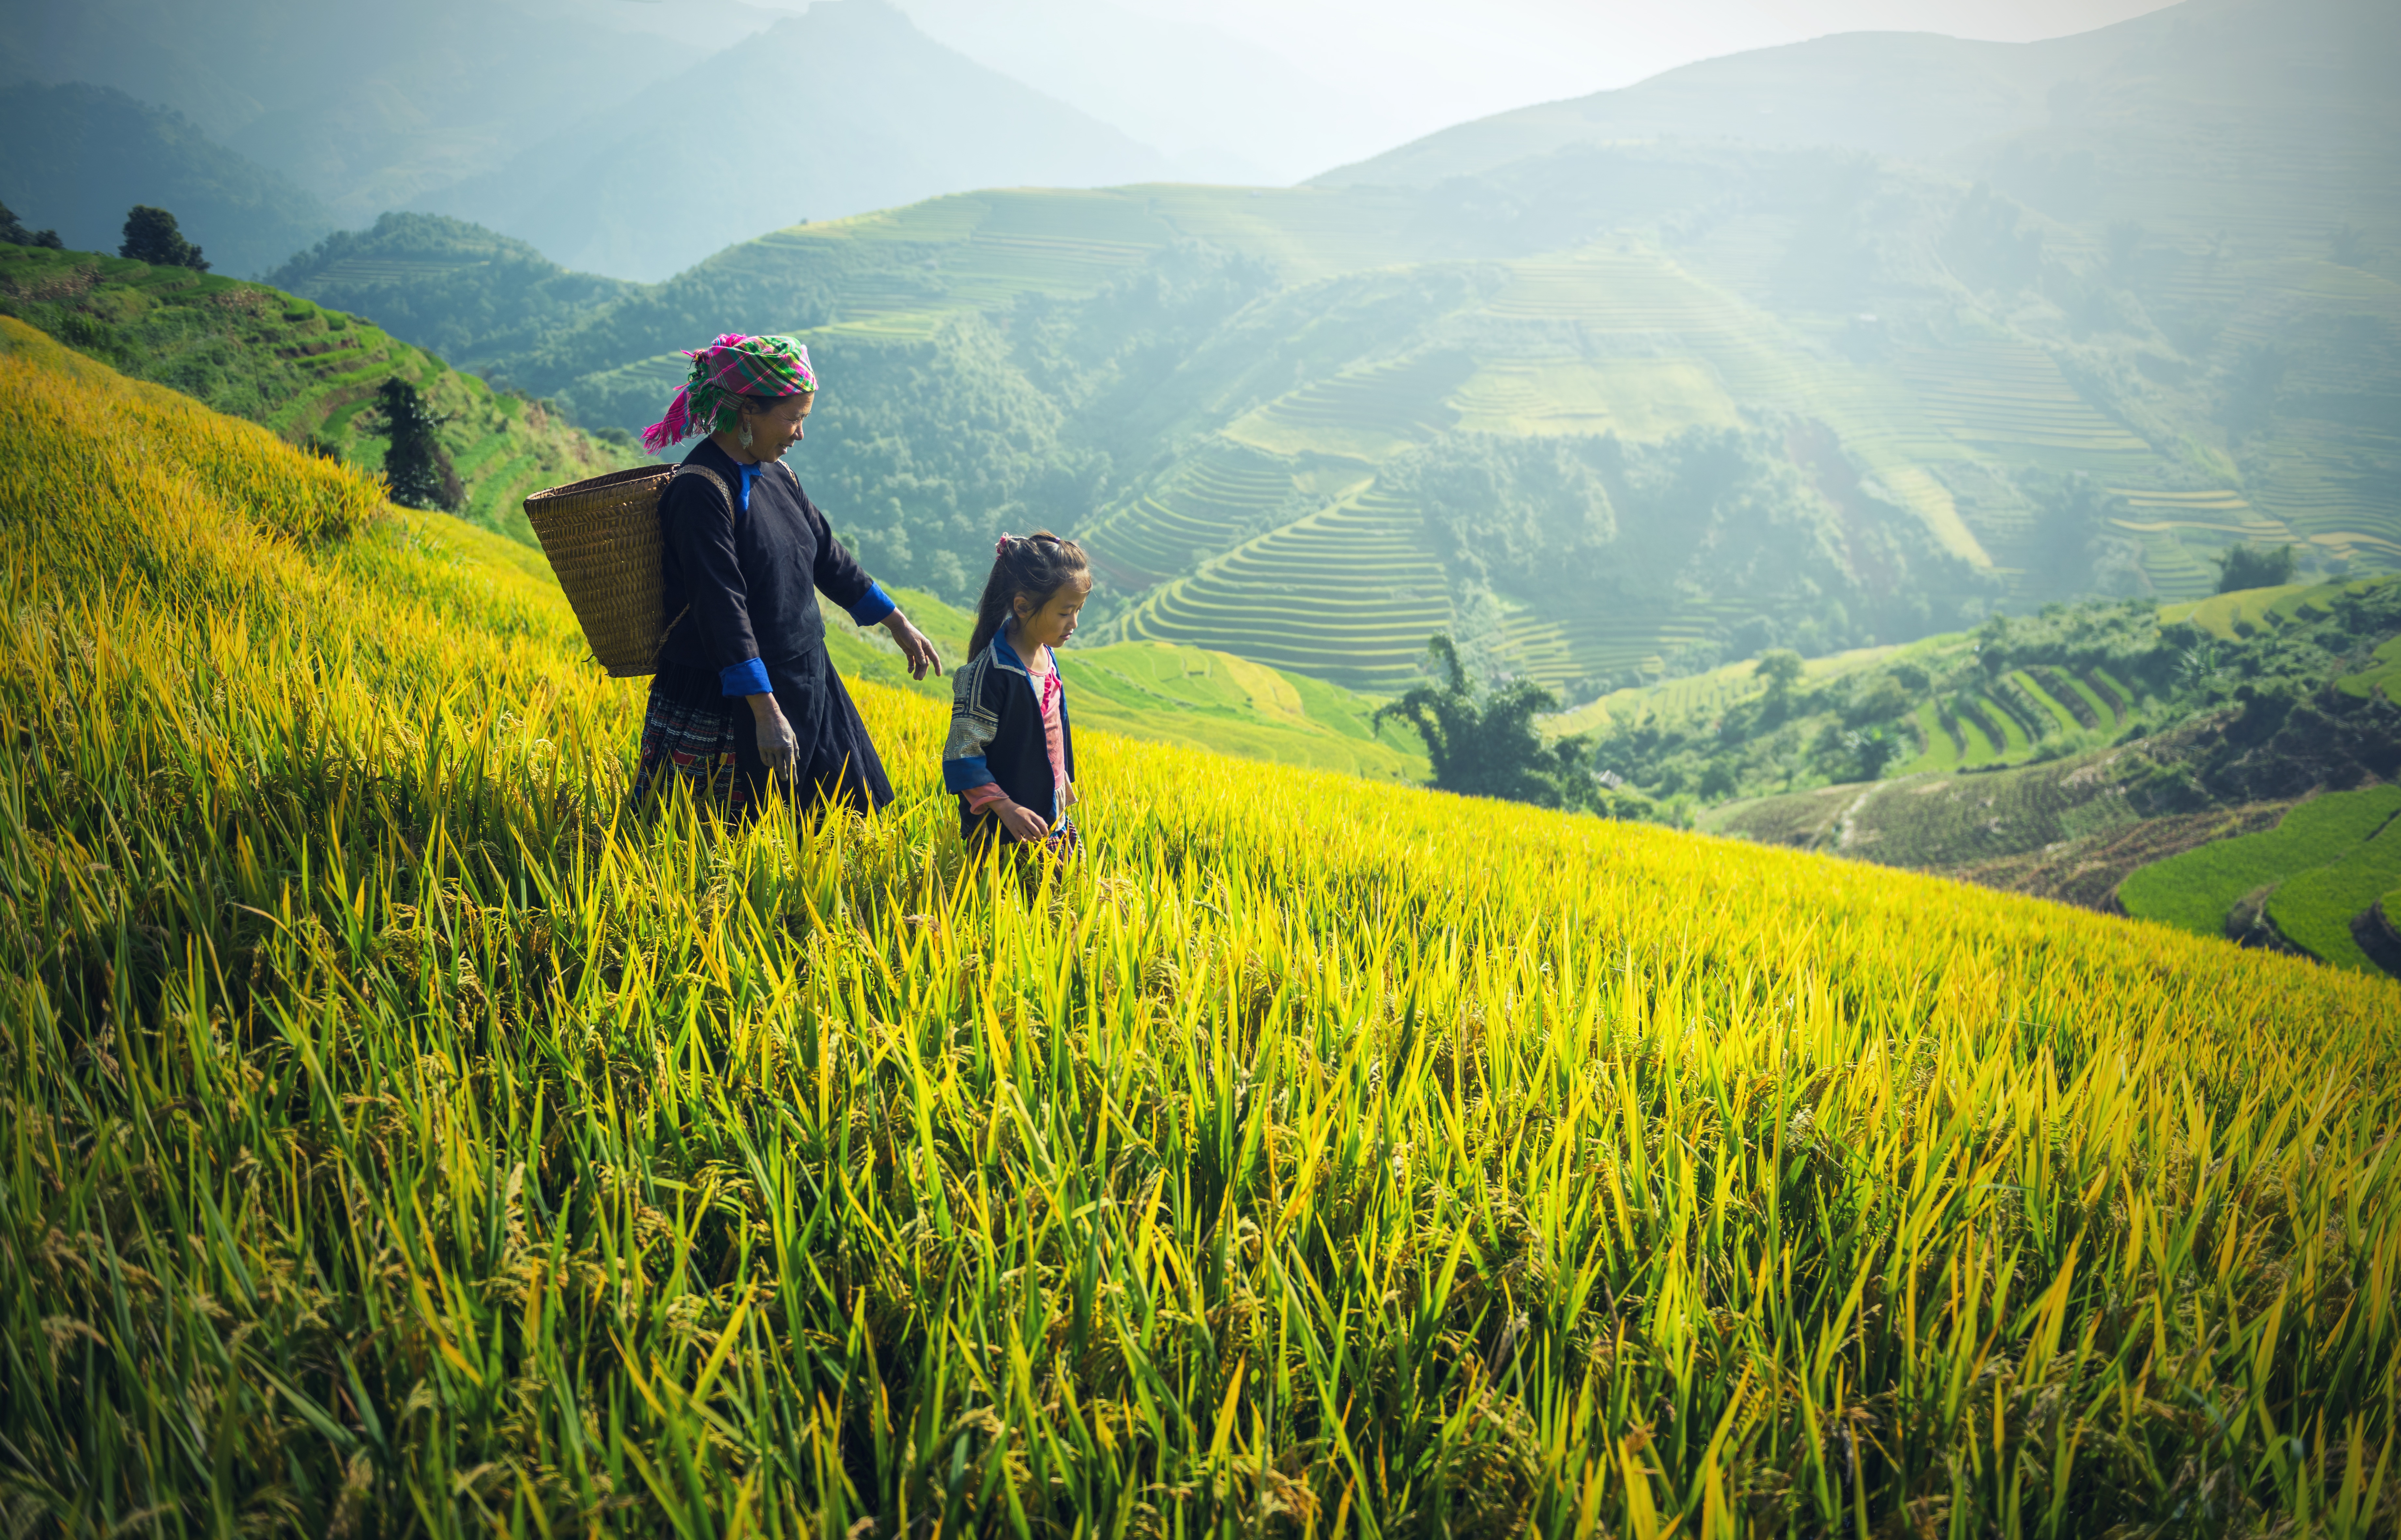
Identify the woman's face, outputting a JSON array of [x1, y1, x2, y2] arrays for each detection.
[[742, 392, 814, 459]]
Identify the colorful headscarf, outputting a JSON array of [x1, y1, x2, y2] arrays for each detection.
[[640, 333, 817, 452]]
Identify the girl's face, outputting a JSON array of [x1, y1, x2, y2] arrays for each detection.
[[1012, 574, 1091, 651]]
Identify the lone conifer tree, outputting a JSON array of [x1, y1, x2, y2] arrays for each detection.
[[119, 206, 207, 270], [367, 377, 464, 512]]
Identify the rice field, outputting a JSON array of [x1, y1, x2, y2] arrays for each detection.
[[1890, 345, 2155, 473], [1223, 354, 1471, 464], [8, 305, 2401, 1539], [1125, 486, 1456, 689], [2117, 787, 2401, 940], [1082, 445, 1302, 587]]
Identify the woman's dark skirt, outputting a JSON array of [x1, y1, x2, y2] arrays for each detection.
[[630, 649, 893, 824]]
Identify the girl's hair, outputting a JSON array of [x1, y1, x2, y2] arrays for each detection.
[[970, 531, 1091, 658]]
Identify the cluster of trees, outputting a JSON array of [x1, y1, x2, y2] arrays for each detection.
[[2, 200, 217, 269], [120, 205, 208, 271], [0, 202, 62, 249], [1375, 636, 1665, 823]]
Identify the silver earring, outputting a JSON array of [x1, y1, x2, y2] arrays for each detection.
[[738, 419, 754, 450]]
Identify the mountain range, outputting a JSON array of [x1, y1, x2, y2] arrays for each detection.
[[421, 0, 1167, 282]]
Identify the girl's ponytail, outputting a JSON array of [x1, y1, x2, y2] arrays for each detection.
[[970, 531, 1090, 658]]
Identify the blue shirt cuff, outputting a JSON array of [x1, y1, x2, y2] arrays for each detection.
[[943, 755, 995, 793], [847, 582, 896, 627], [719, 658, 772, 697]]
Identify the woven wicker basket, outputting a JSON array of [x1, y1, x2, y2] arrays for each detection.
[[523, 465, 679, 677]]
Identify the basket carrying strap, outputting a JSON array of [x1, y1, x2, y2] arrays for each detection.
[[649, 463, 737, 670]]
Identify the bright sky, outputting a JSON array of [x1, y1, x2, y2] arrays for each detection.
[[1170, 0, 2177, 130], [879, 0, 2182, 180]]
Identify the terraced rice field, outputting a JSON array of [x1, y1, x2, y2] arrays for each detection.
[[1445, 358, 1740, 440], [1083, 443, 1300, 585], [1892, 343, 2156, 472], [1715, 749, 2150, 870], [1223, 351, 1472, 462], [2213, 259, 2401, 560], [2161, 577, 2365, 639], [1484, 248, 1750, 332], [2120, 786, 2401, 955], [2106, 488, 2303, 599], [17, 330, 2397, 1532], [1491, 598, 1755, 694], [1125, 485, 1454, 689]]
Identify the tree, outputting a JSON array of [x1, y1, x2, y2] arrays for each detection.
[[0, 201, 63, 249], [366, 377, 463, 512], [1375, 634, 1591, 808], [2213, 542, 2296, 594], [1754, 649, 1805, 722], [119, 206, 207, 271]]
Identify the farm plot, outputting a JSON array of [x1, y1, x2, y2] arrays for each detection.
[[2118, 785, 2401, 938], [1893, 342, 2156, 474], [2265, 816, 2401, 973], [2106, 488, 2303, 598], [1124, 485, 1454, 688], [1445, 358, 1740, 440], [1082, 443, 1299, 586], [1222, 350, 1472, 462], [1719, 753, 2146, 868]]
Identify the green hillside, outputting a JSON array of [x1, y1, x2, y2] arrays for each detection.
[[0, 243, 644, 540], [265, 213, 639, 378], [1688, 577, 2401, 950]]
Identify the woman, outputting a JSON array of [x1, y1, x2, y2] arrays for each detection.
[[629, 332, 939, 823]]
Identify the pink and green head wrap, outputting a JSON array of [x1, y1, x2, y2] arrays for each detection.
[[640, 332, 817, 452]]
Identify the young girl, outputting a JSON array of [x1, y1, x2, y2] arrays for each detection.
[[943, 532, 1091, 852]]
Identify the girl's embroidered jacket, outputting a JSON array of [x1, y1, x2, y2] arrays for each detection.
[[943, 633, 1074, 841]]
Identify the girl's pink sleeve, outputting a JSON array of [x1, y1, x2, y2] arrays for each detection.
[[962, 783, 1015, 815]]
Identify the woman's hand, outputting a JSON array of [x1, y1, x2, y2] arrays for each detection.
[[747, 692, 799, 779], [882, 611, 942, 679], [997, 802, 1050, 843]]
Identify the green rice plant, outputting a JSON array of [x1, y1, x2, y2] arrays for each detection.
[[2118, 785, 2401, 936], [2265, 817, 2401, 972], [3, 320, 2399, 1538]]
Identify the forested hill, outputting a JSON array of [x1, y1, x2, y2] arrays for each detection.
[[256, 0, 2399, 707], [266, 214, 642, 379], [0, 243, 642, 539]]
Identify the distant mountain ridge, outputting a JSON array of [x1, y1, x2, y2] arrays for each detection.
[[0, 0, 716, 221], [421, 0, 1169, 282], [0, 83, 335, 278], [1317, 0, 2401, 266]]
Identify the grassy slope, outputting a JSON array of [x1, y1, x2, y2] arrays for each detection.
[[0, 244, 646, 541], [8, 313, 2398, 1534]]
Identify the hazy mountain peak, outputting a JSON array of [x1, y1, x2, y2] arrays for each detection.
[[420, 0, 1168, 282]]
